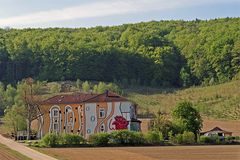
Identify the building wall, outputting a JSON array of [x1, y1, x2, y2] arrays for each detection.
[[138, 118, 153, 134], [39, 101, 135, 138]]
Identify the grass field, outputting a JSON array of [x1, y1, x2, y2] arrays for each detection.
[[127, 80, 240, 120], [0, 143, 31, 160], [35, 145, 240, 160]]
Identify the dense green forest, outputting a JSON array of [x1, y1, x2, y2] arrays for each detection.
[[0, 18, 239, 87]]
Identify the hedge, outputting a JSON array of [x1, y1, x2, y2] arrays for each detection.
[[89, 132, 110, 146], [41, 133, 85, 147]]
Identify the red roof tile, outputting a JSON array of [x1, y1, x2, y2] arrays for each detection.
[[41, 91, 128, 104]]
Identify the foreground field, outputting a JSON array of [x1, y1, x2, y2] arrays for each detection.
[[35, 145, 240, 160], [0, 143, 31, 160]]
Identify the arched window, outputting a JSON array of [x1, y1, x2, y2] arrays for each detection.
[[65, 105, 75, 133], [49, 105, 61, 133]]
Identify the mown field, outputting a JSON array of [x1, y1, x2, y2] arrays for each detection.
[[127, 80, 240, 120], [35, 145, 240, 160]]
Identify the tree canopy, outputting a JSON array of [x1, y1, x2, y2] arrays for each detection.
[[172, 101, 202, 136], [0, 18, 239, 87]]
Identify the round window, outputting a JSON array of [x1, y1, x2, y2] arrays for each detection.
[[86, 106, 90, 111], [87, 129, 91, 134], [91, 116, 95, 122]]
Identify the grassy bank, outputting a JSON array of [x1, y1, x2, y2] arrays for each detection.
[[128, 80, 240, 120], [0, 143, 31, 160]]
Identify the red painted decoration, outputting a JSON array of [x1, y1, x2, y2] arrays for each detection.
[[112, 116, 129, 130]]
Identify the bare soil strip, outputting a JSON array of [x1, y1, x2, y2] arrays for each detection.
[[36, 145, 240, 160]]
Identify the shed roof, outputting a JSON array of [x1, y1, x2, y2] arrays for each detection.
[[201, 126, 232, 134], [41, 91, 128, 104]]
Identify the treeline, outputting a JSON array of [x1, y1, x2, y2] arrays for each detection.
[[0, 18, 239, 87]]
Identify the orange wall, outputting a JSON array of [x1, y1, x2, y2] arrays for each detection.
[[40, 102, 112, 136], [40, 103, 85, 136], [40, 101, 136, 138]]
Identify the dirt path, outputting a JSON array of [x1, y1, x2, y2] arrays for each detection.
[[0, 134, 57, 160]]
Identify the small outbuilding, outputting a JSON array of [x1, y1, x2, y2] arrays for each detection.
[[201, 126, 232, 137]]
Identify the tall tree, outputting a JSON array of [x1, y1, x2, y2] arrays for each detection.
[[172, 101, 202, 137], [17, 78, 42, 140]]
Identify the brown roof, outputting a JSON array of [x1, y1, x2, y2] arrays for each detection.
[[41, 91, 128, 104], [201, 126, 232, 134]]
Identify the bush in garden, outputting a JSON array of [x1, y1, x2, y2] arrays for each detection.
[[174, 134, 183, 144], [88, 132, 110, 146], [199, 136, 210, 144], [128, 131, 145, 145], [224, 136, 234, 143], [145, 131, 164, 144], [168, 131, 174, 142], [171, 131, 195, 144], [110, 130, 145, 145], [41, 133, 61, 147], [182, 131, 195, 144], [199, 135, 220, 144], [41, 133, 86, 147], [61, 134, 86, 146]]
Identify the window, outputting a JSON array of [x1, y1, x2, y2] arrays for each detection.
[[50, 106, 61, 133], [87, 129, 91, 134], [65, 106, 74, 133], [99, 108, 105, 118], [53, 109, 59, 117], [90, 116, 95, 122], [53, 123, 58, 130], [100, 124, 105, 132]]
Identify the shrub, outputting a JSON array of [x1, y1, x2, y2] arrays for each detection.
[[89, 132, 110, 146], [128, 131, 145, 145], [224, 136, 235, 143], [49, 83, 61, 93], [145, 131, 164, 144], [174, 134, 183, 144], [82, 81, 90, 93], [110, 130, 145, 145], [182, 131, 195, 144], [61, 134, 85, 146], [199, 135, 220, 144], [41, 133, 61, 147], [171, 131, 195, 144], [41, 133, 86, 147]]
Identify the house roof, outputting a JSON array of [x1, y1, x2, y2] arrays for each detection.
[[41, 91, 128, 105], [201, 126, 232, 134]]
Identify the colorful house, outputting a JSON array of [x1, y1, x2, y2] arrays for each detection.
[[36, 91, 141, 138]]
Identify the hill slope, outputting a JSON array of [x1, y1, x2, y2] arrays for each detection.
[[0, 18, 240, 87], [128, 80, 240, 120]]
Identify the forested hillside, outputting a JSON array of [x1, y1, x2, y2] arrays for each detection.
[[0, 18, 239, 87]]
